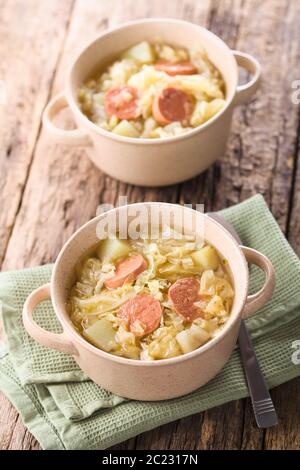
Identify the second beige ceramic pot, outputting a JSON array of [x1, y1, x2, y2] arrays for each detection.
[[22, 203, 275, 400], [42, 19, 261, 186]]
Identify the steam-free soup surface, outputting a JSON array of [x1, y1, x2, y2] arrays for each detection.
[[78, 40, 225, 139], [67, 233, 234, 360]]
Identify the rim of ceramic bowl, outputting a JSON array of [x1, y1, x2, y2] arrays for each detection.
[[65, 18, 238, 146], [51, 203, 249, 367]]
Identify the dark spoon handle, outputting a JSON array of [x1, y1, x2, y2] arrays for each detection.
[[238, 319, 278, 428]]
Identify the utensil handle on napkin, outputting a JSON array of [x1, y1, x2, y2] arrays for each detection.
[[22, 283, 78, 356], [238, 320, 278, 428]]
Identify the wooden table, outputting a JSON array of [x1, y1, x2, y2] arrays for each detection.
[[1, 0, 300, 450]]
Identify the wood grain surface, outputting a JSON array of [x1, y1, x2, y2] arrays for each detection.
[[0, 0, 299, 450]]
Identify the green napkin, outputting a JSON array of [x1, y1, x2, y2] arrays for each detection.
[[0, 194, 300, 449]]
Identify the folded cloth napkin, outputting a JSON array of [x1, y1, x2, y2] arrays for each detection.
[[0, 194, 300, 449]]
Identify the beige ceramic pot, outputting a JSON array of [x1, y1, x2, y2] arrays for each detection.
[[22, 203, 275, 401], [42, 18, 261, 186]]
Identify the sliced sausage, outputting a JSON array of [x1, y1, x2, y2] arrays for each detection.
[[104, 85, 140, 120], [118, 294, 162, 337], [155, 60, 198, 76], [152, 87, 194, 125], [105, 254, 147, 289], [168, 277, 203, 322]]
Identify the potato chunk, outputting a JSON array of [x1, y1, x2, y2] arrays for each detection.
[[83, 319, 118, 352], [112, 120, 140, 138], [123, 41, 154, 64], [176, 323, 210, 354], [191, 246, 219, 270], [97, 238, 131, 262]]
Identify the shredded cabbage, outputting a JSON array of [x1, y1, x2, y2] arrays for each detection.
[[67, 233, 234, 360], [78, 40, 225, 139]]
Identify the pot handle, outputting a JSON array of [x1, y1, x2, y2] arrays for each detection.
[[232, 50, 261, 106], [22, 283, 78, 355], [42, 92, 92, 146], [241, 246, 275, 318]]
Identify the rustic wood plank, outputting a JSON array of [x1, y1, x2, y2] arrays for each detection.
[[264, 92, 300, 448], [1, 0, 212, 271], [175, 0, 257, 450], [0, 0, 74, 267], [176, 0, 300, 451], [1, 0, 214, 450], [136, 419, 200, 450], [213, 0, 300, 450], [263, 378, 300, 450], [0, 0, 75, 450], [1, 0, 300, 451], [134, 401, 246, 450], [180, 0, 300, 226], [7, 416, 41, 450], [0, 394, 19, 450], [240, 397, 265, 450], [286, 120, 300, 257], [1, 0, 110, 271], [0, 0, 207, 449], [130, 0, 252, 450]]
